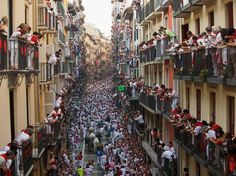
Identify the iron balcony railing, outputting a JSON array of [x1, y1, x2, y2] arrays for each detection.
[[139, 91, 179, 115], [140, 38, 169, 63], [173, 126, 228, 176], [173, 46, 236, 82], [9, 38, 39, 70]]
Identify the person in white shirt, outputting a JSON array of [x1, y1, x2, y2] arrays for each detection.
[[10, 23, 28, 69], [14, 127, 33, 175], [101, 154, 107, 170], [205, 127, 216, 160], [134, 111, 145, 131], [161, 146, 176, 167]]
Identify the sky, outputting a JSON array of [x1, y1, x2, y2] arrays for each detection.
[[82, 0, 112, 37]]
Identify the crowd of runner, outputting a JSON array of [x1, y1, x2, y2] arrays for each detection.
[[72, 76, 150, 175]]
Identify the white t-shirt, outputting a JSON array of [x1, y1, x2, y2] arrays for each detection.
[[15, 131, 30, 146], [206, 129, 216, 139], [161, 150, 174, 161], [135, 114, 144, 124]]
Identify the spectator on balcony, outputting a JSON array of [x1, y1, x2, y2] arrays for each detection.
[[0, 150, 15, 172], [14, 127, 33, 146], [134, 111, 144, 132], [10, 23, 28, 69], [159, 26, 176, 40], [196, 32, 208, 47], [14, 127, 33, 175], [209, 26, 223, 47], [184, 31, 197, 47], [152, 32, 162, 46], [0, 16, 8, 35], [161, 146, 176, 167]]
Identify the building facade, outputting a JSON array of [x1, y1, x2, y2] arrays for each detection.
[[0, 0, 85, 175]]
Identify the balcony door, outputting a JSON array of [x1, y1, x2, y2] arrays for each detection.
[[181, 24, 189, 42], [227, 96, 235, 135], [226, 2, 234, 28], [196, 89, 201, 120]]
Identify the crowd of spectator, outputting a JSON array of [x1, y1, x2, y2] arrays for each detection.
[[170, 105, 236, 174]]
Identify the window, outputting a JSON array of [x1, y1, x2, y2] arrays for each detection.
[[195, 18, 200, 35], [209, 92, 216, 121], [227, 96, 235, 135], [208, 11, 214, 26], [196, 90, 201, 120], [226, 2, 234, 28], [181, 24, 189, 41], [186, 88, 190, 110]]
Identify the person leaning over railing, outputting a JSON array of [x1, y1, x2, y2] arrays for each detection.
[[14, 127, 33, 175], [9, 23, 28, 69], [26, 31, 43, 69]]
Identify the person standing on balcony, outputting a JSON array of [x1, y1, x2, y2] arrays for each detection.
[[14, 127, 33, 175], [159, 26, 176, 41], [134, 111, 144, 132], [10, 23, 28, 69], [26, 31, 43, 69]]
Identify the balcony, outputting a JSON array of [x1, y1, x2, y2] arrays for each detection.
[[139, 91, 178, 118], [39, 63, 53, 82], [38, 6, 57, 31], [142, 141, 177, 176], [8, 39, 39, 71], [0, 37, 39, 87], [173, 0, 213, 18], [32, 124, 46, 158], [140, 38, 169, 63], [173, 127, 226, 176], [139, 92, 162, 114], [138, 0, 162, 24], [126, 86, 139, 100], [173, 46, 236, 85]]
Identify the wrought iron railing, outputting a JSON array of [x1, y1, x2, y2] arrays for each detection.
[[173, 46, 236, 81]]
